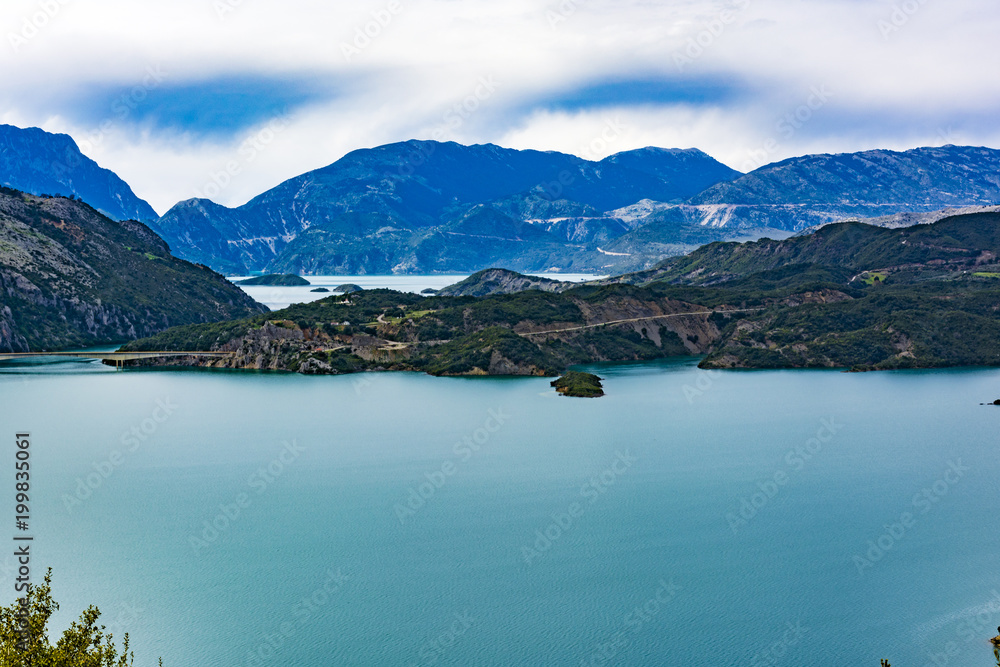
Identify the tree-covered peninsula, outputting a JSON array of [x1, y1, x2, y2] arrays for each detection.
[[121, 211, 1000, 375]]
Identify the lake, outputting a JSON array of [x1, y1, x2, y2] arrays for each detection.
[[229, 274, 607, 310], [2, 358, 999, 666]]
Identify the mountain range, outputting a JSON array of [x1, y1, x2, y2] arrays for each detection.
[[4, 123, 1000, 277], [145, 143, 1000, 275], [150, 141, 744, 275]]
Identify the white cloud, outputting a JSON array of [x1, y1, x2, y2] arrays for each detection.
[[1, 0, 998, 212]]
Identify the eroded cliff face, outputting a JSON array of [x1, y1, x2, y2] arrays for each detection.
[[570, 294, 721, 355], [0, 304, 27, 353], [0, 268, 145, 352]]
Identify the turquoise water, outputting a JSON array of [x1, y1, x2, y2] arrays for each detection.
[[2, 358, 1000, 666]]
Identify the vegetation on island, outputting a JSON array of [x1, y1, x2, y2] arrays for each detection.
[[436, 268, 568, 297], [234, 274, 310, 286], [550, 371, 605, 397], [0, 569, 157, 666]]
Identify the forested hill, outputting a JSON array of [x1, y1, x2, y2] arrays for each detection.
[[0, 187, 266, 352], [634, 211, 1000, 287], [122, 211, 1000, 375]]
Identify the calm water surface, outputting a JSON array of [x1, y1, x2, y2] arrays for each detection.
[[1, 358, 999, 666], [231, 273, 607, 310]]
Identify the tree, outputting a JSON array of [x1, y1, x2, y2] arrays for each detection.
[[0, 569, 149, 666]]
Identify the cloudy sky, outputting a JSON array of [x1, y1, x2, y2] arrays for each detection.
[[1, 0, 998, 214]]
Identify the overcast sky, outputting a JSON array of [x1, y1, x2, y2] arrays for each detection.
[[2, 0, 998, 214]]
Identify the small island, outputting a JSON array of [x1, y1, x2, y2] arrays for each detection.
[[236, 274, 310, 286], [311, 287, 331, 293], [334, 284, 363, 294], [551, 372, 605, 398]]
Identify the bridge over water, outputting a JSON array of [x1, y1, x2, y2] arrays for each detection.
[[0, 351, 233, 369]]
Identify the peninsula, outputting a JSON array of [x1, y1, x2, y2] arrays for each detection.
[[121, 210, 1000, 376]]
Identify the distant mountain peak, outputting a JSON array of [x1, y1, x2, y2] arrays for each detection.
[[601, 146, 742, 201], [0, 123, 158, 222], [153, 140, 741, 274]]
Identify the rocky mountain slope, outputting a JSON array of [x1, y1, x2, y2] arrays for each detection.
[[156, 142, 1000, 277], [0, 124, 158, 222], [0, 187, 265, 352], [693, 145, 1000, 209], [600, 146, 1000, 260], [602, 211, 1000, 371], [629, 211, 1000, 287], [151, 141, 743, 275]]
